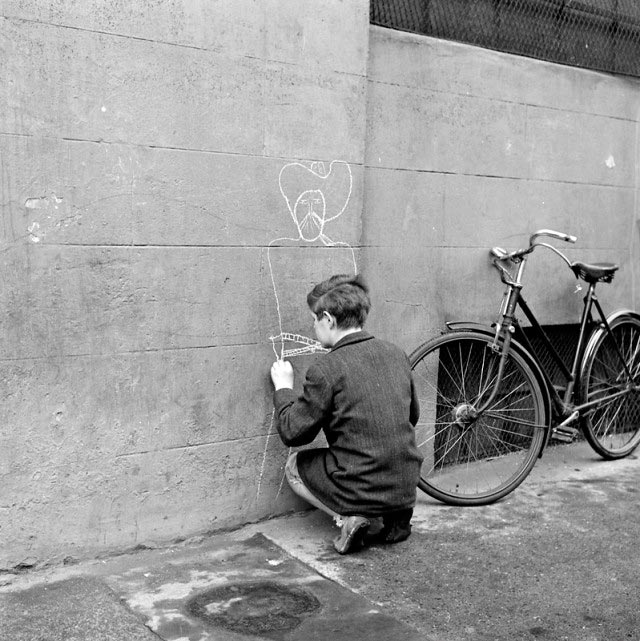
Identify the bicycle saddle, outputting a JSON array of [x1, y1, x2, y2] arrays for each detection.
[[570, 261, 618, 284]]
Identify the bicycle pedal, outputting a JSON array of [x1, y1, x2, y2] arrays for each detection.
[[551, 425, 579, 443]]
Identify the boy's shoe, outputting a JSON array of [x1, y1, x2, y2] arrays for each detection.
[[377, 508, 413, 544], [333, 516, 371, 554]]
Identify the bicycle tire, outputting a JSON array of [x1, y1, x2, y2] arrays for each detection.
[[409, 331, 547, 506], [579, 314, 640, 459]]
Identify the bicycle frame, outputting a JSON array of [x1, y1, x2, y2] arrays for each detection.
[[506, 286, 612, 417], [482, 243, 635, 427]]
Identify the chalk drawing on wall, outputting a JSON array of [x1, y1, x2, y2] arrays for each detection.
[[267, 159, 357, 360], [256, 159, 357, 502]]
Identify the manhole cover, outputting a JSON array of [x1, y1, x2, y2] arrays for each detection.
[[185, 581, 321, 637]]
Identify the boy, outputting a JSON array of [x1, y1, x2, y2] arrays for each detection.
[[269, 274, 423, 554]]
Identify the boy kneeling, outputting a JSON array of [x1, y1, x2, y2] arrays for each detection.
[[270, 274, 423, 554]]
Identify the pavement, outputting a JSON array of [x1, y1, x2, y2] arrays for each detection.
[[1, 440, 639, 641]]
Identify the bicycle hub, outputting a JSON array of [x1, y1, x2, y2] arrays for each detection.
[[453, 403, 478, 426]]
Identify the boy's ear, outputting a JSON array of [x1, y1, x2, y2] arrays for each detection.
[[323, 311, 335, 327]]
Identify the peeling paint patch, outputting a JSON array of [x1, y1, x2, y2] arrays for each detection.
[[25, 194, 63, 209], [27, 222, 41, 243], [24, 192, 84, 242], [605, 155, 616, 168]]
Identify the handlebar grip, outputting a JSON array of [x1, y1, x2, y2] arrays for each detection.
[[529, 229, 577, 245], [552, 231, 577, 244]]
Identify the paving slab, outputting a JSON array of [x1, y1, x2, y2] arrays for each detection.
[[0, 576, 158, 641], [105, 532, 421, 641]]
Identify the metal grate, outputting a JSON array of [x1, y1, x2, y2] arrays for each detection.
[[520, 323, 580, 389], [519, 323, 586, 441], [370, 0, 640, 78]]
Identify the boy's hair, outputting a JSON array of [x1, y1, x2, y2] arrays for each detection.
[[307, 274, 371, 329]]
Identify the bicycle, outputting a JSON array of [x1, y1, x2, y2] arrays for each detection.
[[409, 229, 640, 506]]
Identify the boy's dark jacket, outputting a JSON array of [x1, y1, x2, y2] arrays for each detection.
[[273, 331, 423, 516]]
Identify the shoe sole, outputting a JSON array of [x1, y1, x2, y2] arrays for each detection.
[[334, 520, 370, 555]]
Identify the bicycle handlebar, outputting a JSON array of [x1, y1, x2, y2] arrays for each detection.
[[529, 229, 577, 246], [491, 229, 577, 262]]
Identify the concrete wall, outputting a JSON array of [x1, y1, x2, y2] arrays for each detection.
[[0, 0, 369, 569], [363, 26, 640, 353], [1, 4, 639, 569]]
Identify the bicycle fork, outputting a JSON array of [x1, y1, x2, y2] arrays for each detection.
[[476, 272, 523, 414]]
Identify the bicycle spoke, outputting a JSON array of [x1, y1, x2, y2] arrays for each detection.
[[593, 400, 624, 439], [481, 411, 542, 430], [488, 376, 532, 411], [457, 342, 469, 401], [414, 356, 463, 409], [431, 427, 467, 473]]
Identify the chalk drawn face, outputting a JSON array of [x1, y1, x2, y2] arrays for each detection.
[[294, 189, 326, 242], [278, 160, 353, 244]]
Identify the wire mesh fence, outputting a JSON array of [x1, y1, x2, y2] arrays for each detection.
[[370, 0, 640, 78]]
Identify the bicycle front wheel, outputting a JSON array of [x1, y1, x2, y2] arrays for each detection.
[[410, 331, 547, 506], [579, 315, 640, 459]]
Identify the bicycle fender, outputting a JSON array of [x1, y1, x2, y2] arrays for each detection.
[[601, 309, 640, 325], [443, 320, 552, 454], [581, 309, 640, 374]]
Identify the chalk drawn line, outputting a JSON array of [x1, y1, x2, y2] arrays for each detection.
[[257, 159, 357, 502]]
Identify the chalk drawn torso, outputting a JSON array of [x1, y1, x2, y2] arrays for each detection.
[[267, 160, 357, 359]]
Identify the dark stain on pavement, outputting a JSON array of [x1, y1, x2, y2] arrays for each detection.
[[186, 580, 321, 639]]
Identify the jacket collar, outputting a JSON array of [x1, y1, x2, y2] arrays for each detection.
[[330, 330, 373, 352]]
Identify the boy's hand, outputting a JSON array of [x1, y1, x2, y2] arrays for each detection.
[[270, 359, 294, 390]]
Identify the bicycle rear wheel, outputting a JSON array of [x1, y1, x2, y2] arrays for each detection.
[[410, 331, 547, 506], [579, 315, 640, 459]]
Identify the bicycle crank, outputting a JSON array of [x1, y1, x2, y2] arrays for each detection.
[[550, 410, 579, 443]]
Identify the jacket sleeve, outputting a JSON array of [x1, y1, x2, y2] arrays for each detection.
[[273, 363, 333, 447], [409, 372, 420, 427]]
